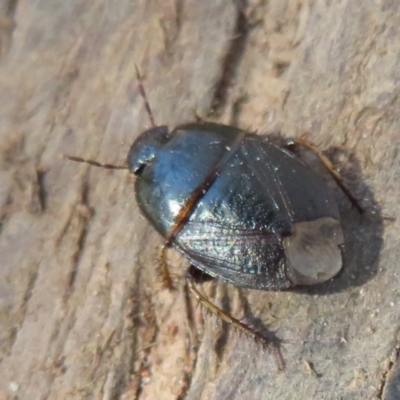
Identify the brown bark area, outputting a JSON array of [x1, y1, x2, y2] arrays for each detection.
[[0, 0, 399, 399]]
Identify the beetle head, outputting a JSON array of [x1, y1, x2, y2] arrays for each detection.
[[127, 126, 169, 175]]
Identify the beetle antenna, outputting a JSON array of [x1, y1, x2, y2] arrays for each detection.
[[66, 155, 128, 170], [134, 64, 156, 128]]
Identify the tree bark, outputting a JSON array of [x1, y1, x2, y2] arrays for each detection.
[[0, 1, 399, 399]]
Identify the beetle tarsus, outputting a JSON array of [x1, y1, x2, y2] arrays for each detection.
[[185, 269, 285, 371], [158, 243, 175, 290]]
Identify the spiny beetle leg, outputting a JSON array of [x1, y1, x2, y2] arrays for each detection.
[[158, 243, 175, 290], [286, 136, 364, 214], [185, 269, 285, 371]]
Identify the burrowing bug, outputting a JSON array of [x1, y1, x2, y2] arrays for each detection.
[[68, 66, 361, 369]]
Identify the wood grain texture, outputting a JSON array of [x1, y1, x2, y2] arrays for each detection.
[[0, 1, 399, 399]]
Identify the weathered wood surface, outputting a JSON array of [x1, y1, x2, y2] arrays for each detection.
[[0, 0, 399, 399]]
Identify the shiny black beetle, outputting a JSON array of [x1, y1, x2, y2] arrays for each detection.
[[128, 122, 345, 290], [68, 68, 361, 368]]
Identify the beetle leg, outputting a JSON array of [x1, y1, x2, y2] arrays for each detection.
[[185, 269, 285, 371], [158, 243, 174, 290], [287, 137, 364, 214]]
